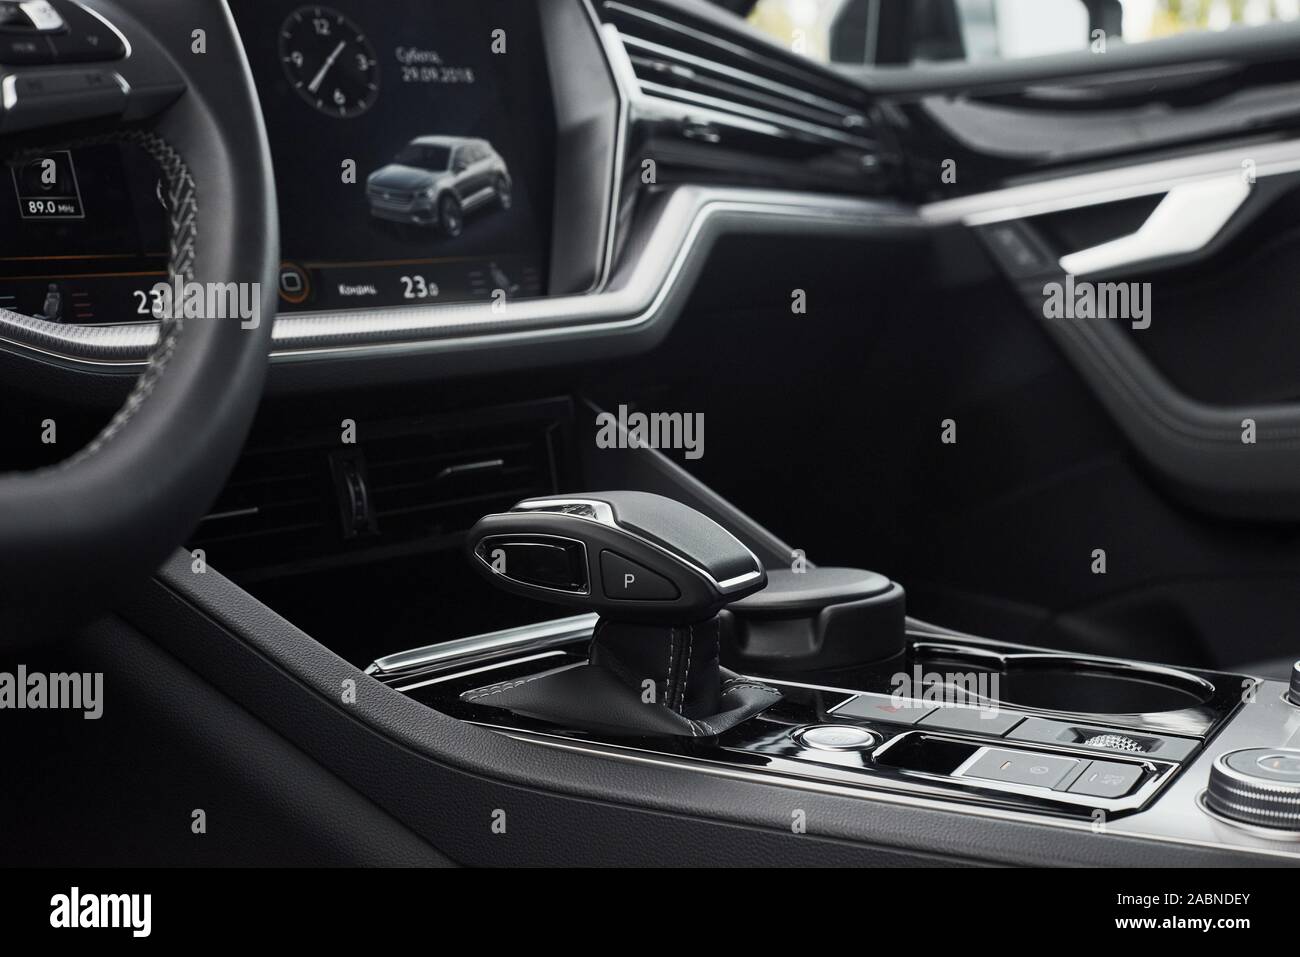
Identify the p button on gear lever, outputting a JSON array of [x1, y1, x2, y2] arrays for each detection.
[[600, 550, 679, 601], [467, 492, 764, 621]]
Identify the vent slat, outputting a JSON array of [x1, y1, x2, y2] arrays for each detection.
[[602, 1, 855, 100], [600, 0, 880, 193], [188, 405, 570, 575], [621, 34, 860, 125], [639, 80, 874, 150]]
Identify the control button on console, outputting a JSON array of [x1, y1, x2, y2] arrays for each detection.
[[1204, 747, 1300, 831], [831, 692, 934, 725], [1066, 760, 1143, 799], [795, 725, 879, 753], [917, 705, 1024, 736], [278, 263, 310, 305], [959, 747, 1078, 790], [1007, 716, 1198, 762], [600, 550, 679, 601]]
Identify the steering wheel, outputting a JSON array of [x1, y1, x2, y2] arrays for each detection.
[[0, 1, 277, 644]]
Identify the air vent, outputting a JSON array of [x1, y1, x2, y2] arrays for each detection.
[[190, 400, 572, 579], [600, 0, 889, 191]]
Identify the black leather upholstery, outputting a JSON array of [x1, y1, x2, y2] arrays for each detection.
[[461, 616, 781, 737]]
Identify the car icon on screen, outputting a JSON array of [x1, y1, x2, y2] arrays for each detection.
[[366, 136, 512, 238]]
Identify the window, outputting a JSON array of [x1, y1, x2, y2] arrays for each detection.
[[740, 0, 1300, 66]]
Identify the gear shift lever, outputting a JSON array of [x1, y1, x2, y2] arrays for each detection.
[[462, 492, 782, 736]]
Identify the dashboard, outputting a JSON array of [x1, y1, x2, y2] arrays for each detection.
[[0, 0, 887, 380]]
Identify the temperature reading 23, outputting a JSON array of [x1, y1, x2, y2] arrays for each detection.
[[401, 275, 439, 300], [279, 6, 379, 118]]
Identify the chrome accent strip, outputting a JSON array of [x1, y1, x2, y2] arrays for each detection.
[[513, 498, 618, 527], [0, 307, 158, 365], [715, 569, 763, 591], [394, 651, 571, 694], [267, 188, 917, 362], [912, 640, 1218, 697], [365, 613, 600, 677], [1059, 175, 1251, 275], [922, 136, 1300, 227], [0, 188, 915, 369], [582, 0, 627, 292]]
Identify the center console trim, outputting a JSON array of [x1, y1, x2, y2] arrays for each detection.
[[368, 613, 1300, 862], [490, 722, 1300, 862]]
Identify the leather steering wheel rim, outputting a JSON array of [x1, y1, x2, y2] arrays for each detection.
[[0, 2, 278, 644]]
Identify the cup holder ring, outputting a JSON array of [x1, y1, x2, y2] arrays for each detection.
[[912, 644, 1217, 717]]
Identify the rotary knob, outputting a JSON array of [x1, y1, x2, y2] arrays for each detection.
[[1083, 733, 1144, 753], [1288, 661, 1300, 706], [1204, 748, 1300, 832]]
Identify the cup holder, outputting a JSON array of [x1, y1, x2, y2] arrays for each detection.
[[914, 645, 1215, 716]]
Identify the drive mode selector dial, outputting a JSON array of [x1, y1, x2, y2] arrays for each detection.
[[1204, 748, 1300, 832]]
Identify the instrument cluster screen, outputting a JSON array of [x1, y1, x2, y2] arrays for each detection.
[[0, 143, 168, 326], [232, 0, 556, 312]]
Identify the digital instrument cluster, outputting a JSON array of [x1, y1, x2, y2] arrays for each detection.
[[0, 143, 168, 326], [0, 0, 557, 326], [235, 0, 555, 312]]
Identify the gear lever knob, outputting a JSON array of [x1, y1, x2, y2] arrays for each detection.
[[467, 492, 767, 622], [462, 492, 780, 737]]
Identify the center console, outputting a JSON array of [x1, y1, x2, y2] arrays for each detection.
[[356, 487, 1300, 861]]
